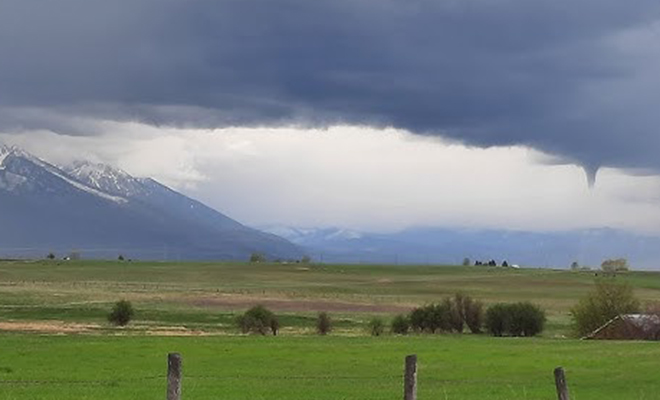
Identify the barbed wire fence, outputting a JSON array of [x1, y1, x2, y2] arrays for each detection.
[[0, 354, 572, 400]]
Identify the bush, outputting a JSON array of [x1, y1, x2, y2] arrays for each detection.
[[46, 252, 55, 260], [368, 317, 385, 336], [463, 297, 484, 334], [409, 294, 483, 334], [601, 258, 630, 273], [447, 294, 465, 333], [236, 305, 279, 335], [391, 314, 410, 335], [508, 302, 546, 337], [108, 300, 134, 326], [249, 252, 266, 263], [485, 302, 545, 337], [571, 280, 640, 337], [485, 303, 509, 336], [409, 303, 451, 333], [316, 312, 332, 335]]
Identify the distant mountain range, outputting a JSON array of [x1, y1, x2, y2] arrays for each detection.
[[0, 145, 302, 261], [261, 225, 660, 270]]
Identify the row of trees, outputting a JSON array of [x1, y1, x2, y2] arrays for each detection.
[[236, 296, 546, 337], [570, 258, 631, 272], [108, 280, 634, 339]]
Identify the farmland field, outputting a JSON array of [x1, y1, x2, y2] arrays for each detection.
[[1, 260, 660, 336], [1, 334, 660, 399], [1, 260, 660, 399]]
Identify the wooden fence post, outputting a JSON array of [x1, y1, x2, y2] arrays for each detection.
[[167, 353, 182, 400], [554, 367, 570, 400], [404, 354, 417, 400]]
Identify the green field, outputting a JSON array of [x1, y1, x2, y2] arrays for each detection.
[[1, 260, 660, 336], [1, 335, 660, 399], [1, 260, 660, 399]]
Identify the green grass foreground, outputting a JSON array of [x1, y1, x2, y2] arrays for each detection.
[[0, 334, 658, 400]]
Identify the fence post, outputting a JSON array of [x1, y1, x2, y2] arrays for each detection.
[[167, 353, 182, 400], [554, 367, 570, 400], [403, 354, 417, 400]]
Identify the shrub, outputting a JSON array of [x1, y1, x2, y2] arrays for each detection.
[[118, 254, 125, 261], [236, 305, 279, 335], [463, 297, 484, 334], [448, 294, 465, 333], [368, 317, 385, 336], [409, 303, 450, 333], [249, 252, 266, 263], [108, 300, 134, 326], [508, 302, 546, 337], [485, 302, 545, 337], [485, 303, 509, 336], [391, 314, 410, 335], [601, 258, 630, 273], [316, 312, 332, 335], [46, 252, 55, 260], [409, 294, 483, 334], [571, 280, 640, 337]]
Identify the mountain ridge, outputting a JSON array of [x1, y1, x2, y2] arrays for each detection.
[[261, 225, 660, 269], [0, 145, 302, 261]]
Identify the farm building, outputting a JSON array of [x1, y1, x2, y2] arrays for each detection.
[[585, 314, 660, 340]]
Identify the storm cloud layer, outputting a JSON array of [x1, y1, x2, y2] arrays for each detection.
[[2, 0, 660, 175]]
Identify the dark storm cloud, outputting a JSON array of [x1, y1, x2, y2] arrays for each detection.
[[1, 0, 660, 172]]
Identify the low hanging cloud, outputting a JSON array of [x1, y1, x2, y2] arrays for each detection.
[[4, 126, 660, 235], [1, 0, 660, 176]]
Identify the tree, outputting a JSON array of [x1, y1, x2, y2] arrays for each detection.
[[601, 258, 630, 273], [571, 280, 640, 337], [485, 303, 509, 336], [249, 252, 266, 263], [463, 297, 484, 334], [316, 312, 332, 335], [485, 302, 545, 337], [118, 254, 125, 261], [236, 305, 279, 335], [46, 252, 55, 260], [462, 257, 471, 266], [108, 300, 134, 326], [570, 261, 580, 271]]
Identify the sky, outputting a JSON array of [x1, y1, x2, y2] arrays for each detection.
[[1, 1, 660, 235]]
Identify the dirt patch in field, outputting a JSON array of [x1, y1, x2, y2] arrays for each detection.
[[187, 296, 412, 313], [144, 326, 214, 336], [0, 321, 99, 334]]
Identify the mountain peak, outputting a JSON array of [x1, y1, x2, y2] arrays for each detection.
[[0, 146, 301, 261], [65, 161, 147, 198]]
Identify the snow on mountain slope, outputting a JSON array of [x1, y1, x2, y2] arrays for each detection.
[[65, 161, 149, 198], [0, 145, 302, 260], [0, 146, 127, 203], [0, 145, 10, 168]]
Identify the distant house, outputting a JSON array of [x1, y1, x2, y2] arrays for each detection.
[[585, 314, 660, 340]]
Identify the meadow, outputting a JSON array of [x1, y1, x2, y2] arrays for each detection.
[[1, 260, 660, 399], [2, 335, 660, 399]]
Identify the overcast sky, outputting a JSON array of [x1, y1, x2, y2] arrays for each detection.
[[1, 1, 660, 234]]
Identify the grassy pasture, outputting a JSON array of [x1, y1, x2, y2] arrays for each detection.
[[1, 261, 660, 399], [1, 260, 660, 336], [1, 334, 660, 400]]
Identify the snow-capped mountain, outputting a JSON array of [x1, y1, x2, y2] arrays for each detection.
[[0, 145, 302, 261]]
